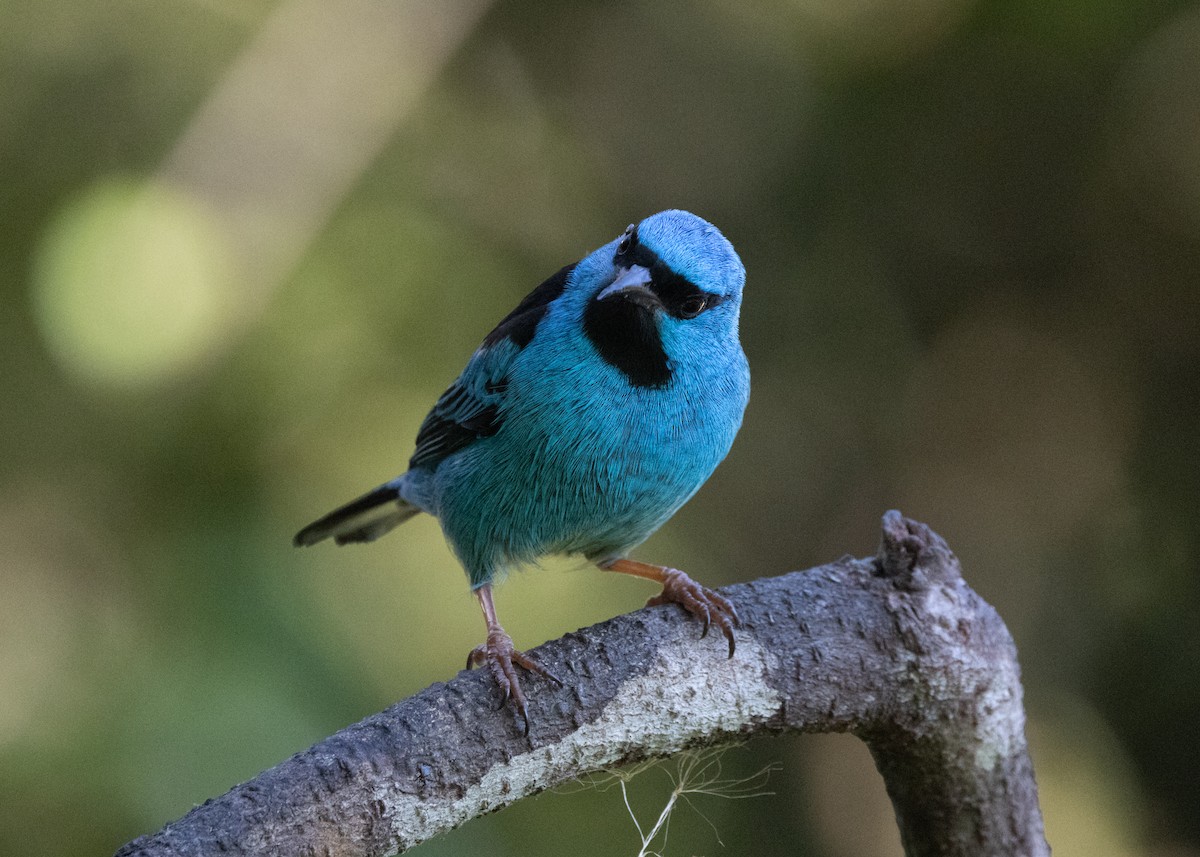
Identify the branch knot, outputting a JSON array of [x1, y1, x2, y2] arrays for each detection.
[[876, 510, 961, 590]]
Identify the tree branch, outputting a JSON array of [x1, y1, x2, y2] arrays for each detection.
[[114, 512, 1049, 857]]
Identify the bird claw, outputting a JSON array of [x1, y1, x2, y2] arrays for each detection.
[[646, 568, 740, 657], [467, 628, 562, 735]]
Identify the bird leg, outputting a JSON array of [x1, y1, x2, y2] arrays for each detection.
[[599, 558, 740, 657], [465, 584, 562, 735]]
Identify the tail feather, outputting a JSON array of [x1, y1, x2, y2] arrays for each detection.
[[294, 484, 420, 547]]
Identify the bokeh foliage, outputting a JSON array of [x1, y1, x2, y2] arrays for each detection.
[[2, 0, 1198, 855]]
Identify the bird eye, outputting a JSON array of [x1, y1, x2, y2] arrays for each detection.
[[616, 224, 635, 256], [678, 295, 708, 318]]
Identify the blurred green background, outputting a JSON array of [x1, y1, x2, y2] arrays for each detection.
[[2, 0, 1198, 854]]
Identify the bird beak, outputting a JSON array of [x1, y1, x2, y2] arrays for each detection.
[[597, 265, 659, 309]]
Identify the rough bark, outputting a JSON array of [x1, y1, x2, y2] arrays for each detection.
[[114, 512, 1049, 857]]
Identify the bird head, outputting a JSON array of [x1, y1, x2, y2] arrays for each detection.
[[581, 210, 745, 388]]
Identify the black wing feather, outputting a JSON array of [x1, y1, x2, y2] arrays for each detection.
[[409, 399, 502, 469], [482, 263, 574, 348], [408, 264, 574, 470]]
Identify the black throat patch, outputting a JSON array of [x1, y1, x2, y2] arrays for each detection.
[[582, 234, 725, 388], [583, 294, 672, 388]]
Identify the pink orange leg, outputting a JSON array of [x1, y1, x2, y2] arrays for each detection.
[[599, 558, 740, 657], [466, 584, 562, 735]]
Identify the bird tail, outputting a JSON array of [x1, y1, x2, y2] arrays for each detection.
[[293, 483, 421, 547]]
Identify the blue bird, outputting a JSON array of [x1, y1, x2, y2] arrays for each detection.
[[295, 209, 750, 732]]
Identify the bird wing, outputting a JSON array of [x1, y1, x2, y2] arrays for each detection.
[[408, 368, 506, 469], [408, 263, 575, 470]]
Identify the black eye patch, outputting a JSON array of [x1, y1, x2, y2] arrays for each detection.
[[614, 239, 725, 320], [650, 265, 725, 320]]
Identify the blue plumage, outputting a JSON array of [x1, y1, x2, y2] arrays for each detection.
[[296, 210, 749, 731]]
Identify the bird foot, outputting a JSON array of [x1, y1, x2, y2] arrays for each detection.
[[467, 627, 562, 735], [646, 567, 740, 658]]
